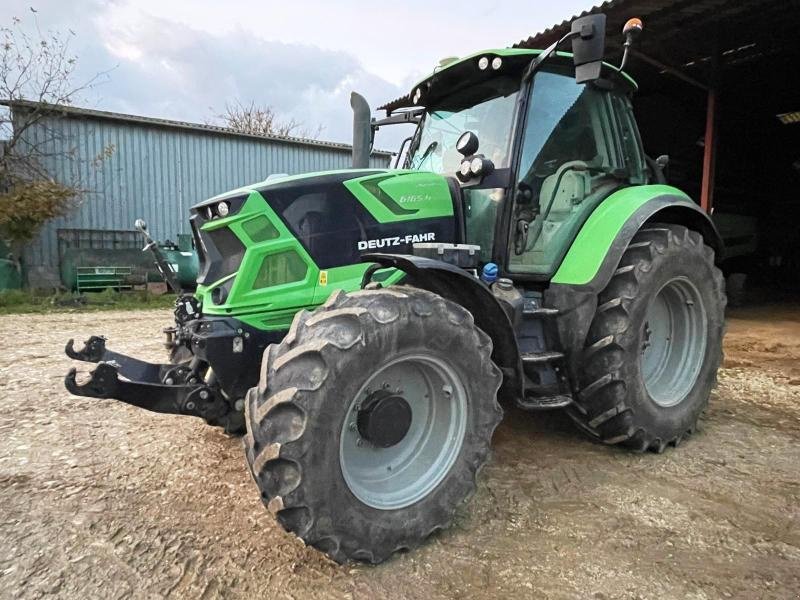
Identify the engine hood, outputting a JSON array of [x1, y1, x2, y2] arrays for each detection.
[[189, 169, 460, 318], [193, 169, 389, 210]]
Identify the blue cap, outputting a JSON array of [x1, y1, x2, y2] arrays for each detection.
[[481, 262, 498, 284]]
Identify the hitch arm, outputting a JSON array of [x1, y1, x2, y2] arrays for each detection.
[[64, 362, 226, 420], [65, 336, 170, 383]]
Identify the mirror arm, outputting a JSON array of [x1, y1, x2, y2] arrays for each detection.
[[394, 136, 413, 169], [521, 30, 580, 83]]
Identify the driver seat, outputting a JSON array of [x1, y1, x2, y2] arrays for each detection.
[[538, 161, 592, 222]]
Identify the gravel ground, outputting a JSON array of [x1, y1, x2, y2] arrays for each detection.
[[0, 304, 798, 599]]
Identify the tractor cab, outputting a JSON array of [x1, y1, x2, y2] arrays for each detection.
[[392, 46, 644, 277]]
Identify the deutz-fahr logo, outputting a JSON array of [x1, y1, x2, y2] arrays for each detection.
[[358, 232, 436, 250]]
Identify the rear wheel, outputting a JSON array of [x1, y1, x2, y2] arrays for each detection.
[[244, 286, 503, 563], [568, 224, 726, 452]]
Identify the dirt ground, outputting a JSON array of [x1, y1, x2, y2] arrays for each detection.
[[0, 303, 798, 599]]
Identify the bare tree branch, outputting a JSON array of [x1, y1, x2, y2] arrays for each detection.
[[214, 100, 325, 140], [0, 12, 113, 253]]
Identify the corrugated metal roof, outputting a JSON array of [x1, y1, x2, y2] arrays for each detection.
[[0, 99, 393, 157], [378, 93, 413, 114], [514, 0, 800, 78]]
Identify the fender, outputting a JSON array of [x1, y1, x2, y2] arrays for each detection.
[[545, 185, 723, 390], [362, 253, 522, 395], [552, 185, 723, 293]]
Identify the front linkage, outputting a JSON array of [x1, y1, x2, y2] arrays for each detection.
[[64, 295, 285, 433], [65, 334, 229, 421]]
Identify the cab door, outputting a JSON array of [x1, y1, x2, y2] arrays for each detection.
[[507, 69, 636, 278]]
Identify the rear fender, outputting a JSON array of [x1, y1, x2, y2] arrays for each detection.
[[552, 185, 722, 293], [362, 253, 522, 395], [545, 185, 723, 388]]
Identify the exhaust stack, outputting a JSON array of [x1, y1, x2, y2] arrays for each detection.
[[351, 92, 372, 168]]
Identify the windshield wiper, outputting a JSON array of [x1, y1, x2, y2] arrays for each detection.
[[412, 141, 438, 169]]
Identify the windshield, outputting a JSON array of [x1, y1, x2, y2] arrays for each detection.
[[408, 84, 519, 174]]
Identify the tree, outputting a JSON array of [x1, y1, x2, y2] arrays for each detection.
[[216, 100, 324, 139], [0, 12, 110, 259]]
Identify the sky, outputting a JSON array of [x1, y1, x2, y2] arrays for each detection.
[[3, 0, 590, 150]]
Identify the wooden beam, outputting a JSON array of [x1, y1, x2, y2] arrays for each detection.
[[628, 48, 709, 91], [700, 45, 720, 214], [700, 88, 717, 213]]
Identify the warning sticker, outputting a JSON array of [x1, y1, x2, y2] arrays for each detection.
[[319, 271, 328, 286]]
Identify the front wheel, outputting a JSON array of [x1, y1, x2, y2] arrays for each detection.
[[244, 286, 503, 563], [568, 224, 726, 452]]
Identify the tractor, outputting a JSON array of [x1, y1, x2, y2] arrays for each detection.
[[64, 14, 726, 564]]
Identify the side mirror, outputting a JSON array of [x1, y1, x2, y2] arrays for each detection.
[[570, 14, 607, 84], [655, 154, 669, 169]]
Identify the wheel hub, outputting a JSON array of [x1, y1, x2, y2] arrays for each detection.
[[357, 389, 412, 448], [640, 276, 707, 407], [339, 354, 468, 510]]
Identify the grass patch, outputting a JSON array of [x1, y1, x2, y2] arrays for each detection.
[[0, 288, 177, 314]]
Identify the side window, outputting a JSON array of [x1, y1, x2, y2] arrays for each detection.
[[508, 71, 622, 276], [517, 72, 611, 185], [610, 94, 646, 184]]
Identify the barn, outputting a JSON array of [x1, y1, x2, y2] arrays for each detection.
[[1, 100, 391, 288]]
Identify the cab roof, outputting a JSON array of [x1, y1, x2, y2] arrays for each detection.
[[379, 48, 637, 114]]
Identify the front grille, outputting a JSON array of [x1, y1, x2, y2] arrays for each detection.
[[191, 216, 245, 285]]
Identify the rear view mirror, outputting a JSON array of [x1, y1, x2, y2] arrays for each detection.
[[570, 14, 607, 84]]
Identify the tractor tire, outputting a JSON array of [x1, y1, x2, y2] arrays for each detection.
[[567, 224, 726, 452], [244, 286, 503, 564]]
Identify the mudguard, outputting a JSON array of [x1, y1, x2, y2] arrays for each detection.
[[544, 185, 723, 390], [552, 185, 723, 292], [362, 253, 522, 396]]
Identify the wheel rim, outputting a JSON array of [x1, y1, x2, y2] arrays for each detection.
[[640, 276, 708, 407], [339, 353, 467, 510]]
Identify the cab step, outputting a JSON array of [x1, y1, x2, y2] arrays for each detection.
[[516, 394, 573, 410], [522, 305, 559, 318], [521, 350, 565, 364]]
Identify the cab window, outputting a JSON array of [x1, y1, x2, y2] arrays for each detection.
[[508, 70, 625, 276]]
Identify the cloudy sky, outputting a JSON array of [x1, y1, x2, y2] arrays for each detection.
[[3, 0, 589, 149]]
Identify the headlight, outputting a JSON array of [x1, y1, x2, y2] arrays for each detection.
[[478, 56, 489, 70], [217, 201, 230, 217], [470, 157, 484, 175], [459, 160, 472, 177], [413, 87, 422, 104], [491, 57, 502, 70], [456, 131, 479, 156]]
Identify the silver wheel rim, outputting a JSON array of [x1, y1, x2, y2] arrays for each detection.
[[339, 353, 467, 510], [640, 276, 708, 407]]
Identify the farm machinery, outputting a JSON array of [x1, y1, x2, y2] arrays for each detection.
[[65, 14, 726, 564]]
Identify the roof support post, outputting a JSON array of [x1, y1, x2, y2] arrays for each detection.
[[700, 44, 720, 214]]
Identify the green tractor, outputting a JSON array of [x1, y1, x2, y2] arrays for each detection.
[[65, 14, 726, 564]]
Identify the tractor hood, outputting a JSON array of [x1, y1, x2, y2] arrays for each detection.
[[189, 169, 459, 318]]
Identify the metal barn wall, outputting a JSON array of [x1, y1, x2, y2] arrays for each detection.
[[14, 107, 391, 286]]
